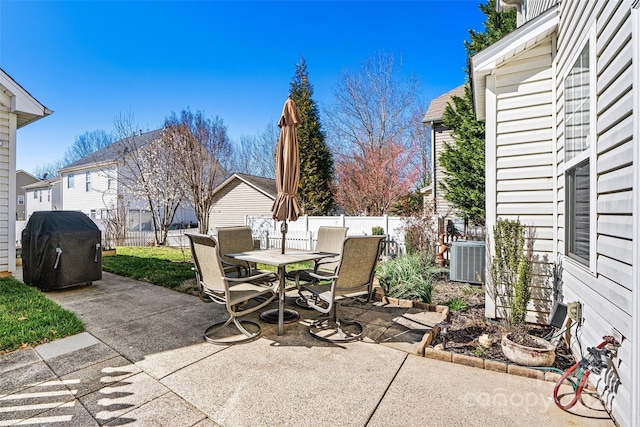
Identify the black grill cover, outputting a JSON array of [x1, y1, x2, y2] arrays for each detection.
[[22, 211, 102, 290]]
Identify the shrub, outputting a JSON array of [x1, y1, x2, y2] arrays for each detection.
[[376, 251, 435, 303], [371, 226, 385, 236]]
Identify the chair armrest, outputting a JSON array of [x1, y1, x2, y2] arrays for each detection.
[[307, 271, 337, 281], [226, 271, 279, 283]]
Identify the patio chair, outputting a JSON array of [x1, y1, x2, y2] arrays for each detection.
[[301, 235, 384, 343], [187, 233, 278, 344], [286, 226, 348, 306], [216, 226, 264, 277]]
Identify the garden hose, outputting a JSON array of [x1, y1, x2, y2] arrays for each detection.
[[553, 335, 618, 411]]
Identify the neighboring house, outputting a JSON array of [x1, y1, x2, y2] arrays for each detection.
[[23, 176, 61, 218], [16, 170, 40, 220], [208, 173, 276, 232], [471, 1, 638, 425], [421, 84, 465, 233], [0, 68, 52, 276], [58, 129, 197, 231]]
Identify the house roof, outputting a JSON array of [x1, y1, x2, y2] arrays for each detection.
[[0, 68, 53, 128], [59, 129, 163, 172], [214, 173, 277, 200], [471, 6, 558, 120], [422, 85, 466, 124], [22, 176, 61, 190]]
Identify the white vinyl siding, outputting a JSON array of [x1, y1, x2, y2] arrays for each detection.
[[489, 38, 555, 323], [208, 179, 274, 232], [432, 124, 458, 219], [62, 167, 117, 216], [554, 1, 633, 425], [0, 104, 10, 273]]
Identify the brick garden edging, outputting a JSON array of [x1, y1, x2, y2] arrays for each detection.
[[372, 286, 562, 384]]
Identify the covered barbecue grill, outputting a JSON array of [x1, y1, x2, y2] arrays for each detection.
[[22, 211, 102, 290]]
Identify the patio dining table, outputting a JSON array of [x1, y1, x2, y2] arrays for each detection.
[[225, 248, 337, 335]]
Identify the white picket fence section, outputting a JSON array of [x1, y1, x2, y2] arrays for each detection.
[[245, 215, 406, 257]]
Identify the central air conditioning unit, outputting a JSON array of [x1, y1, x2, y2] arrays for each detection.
[[450, 240, 486, 284]]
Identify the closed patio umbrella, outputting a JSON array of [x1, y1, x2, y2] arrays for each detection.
[[271, 96, 302, 254]]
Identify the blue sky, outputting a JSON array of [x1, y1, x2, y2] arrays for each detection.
[[1, 0, 486, 175]]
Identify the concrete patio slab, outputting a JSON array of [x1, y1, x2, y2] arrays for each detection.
[[367, 354, 613, 427], [4, 268, 616, 426], [161, 337, 407, 427]]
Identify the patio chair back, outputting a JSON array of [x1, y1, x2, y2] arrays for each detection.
[[333, 235, 385, 298], [187, 233, 227, 295], [314, 226, 348, 273], [216, 226, 257, 271]]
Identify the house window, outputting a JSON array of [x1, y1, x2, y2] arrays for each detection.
[[107, 177, 113, 190], [68, 174, 75, 189], [86, 171, 91, 192], [18, 195, 24, 205], [33, 190, 38, 199], [39, 191, 42, 202], [564, 43, 592, 267], [90, 209, 96, 219], [47, 190, 51, 202]]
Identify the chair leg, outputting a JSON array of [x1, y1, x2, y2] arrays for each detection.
[[203, 316, 263, 345], [308, 304, 365, 343]]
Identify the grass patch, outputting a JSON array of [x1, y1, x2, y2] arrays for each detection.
[[102, 246, 314, 294], [446, 297, 468, 312], [102, 246, 195, 290], [0, 277, 84, 353]]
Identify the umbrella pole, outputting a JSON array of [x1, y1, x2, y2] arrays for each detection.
[[280, 221, 288, 254]]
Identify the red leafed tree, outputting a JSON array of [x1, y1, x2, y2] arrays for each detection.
[[333, 141, 419, 215]]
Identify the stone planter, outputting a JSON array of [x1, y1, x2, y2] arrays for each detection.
[[501, 333, 556, 367]]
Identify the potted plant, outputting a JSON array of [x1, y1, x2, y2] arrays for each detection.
[[490, 218, 556, 367]]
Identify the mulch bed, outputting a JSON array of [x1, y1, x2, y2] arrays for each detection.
[[430, 277, 576, 372]]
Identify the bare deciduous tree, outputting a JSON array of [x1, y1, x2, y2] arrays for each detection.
[[231, 122, 278, 178], [113, 112, 185, 245], [325, 52, 424, 214], [163, 109, 232, 234]]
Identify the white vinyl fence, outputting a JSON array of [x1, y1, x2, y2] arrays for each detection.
[[18, 216, 407, 256], [245, 215, 406, 257]]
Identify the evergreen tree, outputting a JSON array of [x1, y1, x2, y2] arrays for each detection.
[[290, 56, 335, 215], [439, 0, 517, 225]]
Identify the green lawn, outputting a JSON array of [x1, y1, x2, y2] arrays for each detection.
[[102, 246, 198, 293], [0, 277, 84, 353]]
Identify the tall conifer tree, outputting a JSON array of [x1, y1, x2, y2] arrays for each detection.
[[290, 56, 335, 215], [439, 0, 516, 225]]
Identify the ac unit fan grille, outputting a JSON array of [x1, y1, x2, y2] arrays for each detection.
[[450, 241, 486, 284]]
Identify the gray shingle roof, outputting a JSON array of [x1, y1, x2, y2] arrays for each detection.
[[234, 173, 277, 198], [59, 129, 163, 171], [422, 84, 466, 123]]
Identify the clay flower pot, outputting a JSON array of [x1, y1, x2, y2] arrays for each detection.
[[501, 333, 556, 367]]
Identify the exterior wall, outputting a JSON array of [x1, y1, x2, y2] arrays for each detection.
[[208, 180, 274, 232], [487, 38, 556, 323], [61, 166, 118, 217], [524, 0, 559, 23], [15, 172, 39, 220], [554, 1, 634, 425], [433, 124, 459, 221], [0, 99, 12, 274], [25, 186, 53, 218]]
